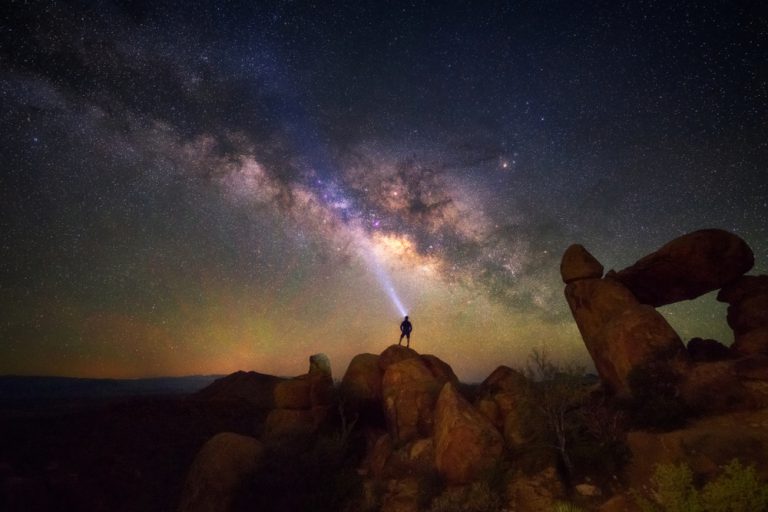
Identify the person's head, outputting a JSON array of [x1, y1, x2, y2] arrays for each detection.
[[404, 315, 409, 320]]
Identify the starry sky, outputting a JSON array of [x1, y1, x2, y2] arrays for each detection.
[[1, 0, 767, 380]]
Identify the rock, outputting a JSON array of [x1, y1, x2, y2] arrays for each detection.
[[340, 353, 383, 404], [193, 371, 282, 408], [381, 358, 440, 442], [625, 408, 768, 488], [434, 382, 503, 484], [379, 345, 420, 372], [726, 292, 768, 335], [565, 277, 686, 395], [687, 337, 732, 362], [420, 354, 459, 384], [560, 244, 604, 283], [478, 365, 528, 396], [273, 376, 311, 409], [717, 275, 768, 305], [263, 408, 327, 441], [574, 483, 602, 497], [366, 433, 394, 478], [610, 229, 754, 307], [309, 353, 332, 377], [506, 466, 564, 512], [599, 494, 640, 512], [476, 366, 529, 445], [732, 327, 768, 356], [680, 360, 761, 413], [178, 432, 263, 512], [380, 478, 420, 512]]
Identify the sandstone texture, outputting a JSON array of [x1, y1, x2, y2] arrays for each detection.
[[610, 229, 753, 307], [560, 243, 604, 283], [433, 382, 503, 484]]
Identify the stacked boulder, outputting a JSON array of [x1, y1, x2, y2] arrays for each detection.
[[264, 353, 335, 441], [342, 345, 508, 511], [561, 229, 768, 410], [560, 244, 687, 396]]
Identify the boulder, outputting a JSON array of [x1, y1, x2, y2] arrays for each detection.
[[381, 358, 440, 442], [478, 365, 528, 396], [625, 408, 768, 488], [717, 275, 768, 305], [309, 353, 332, 377], [565, 278, 686, 395], [687, 338, 732, 362], [273, 376, 311, 409], [681, 359, 764, 414], [476, 366, 529, 445], [380, 478, 420, 512], [178, 432, 263, 512], [379, 345, 420, 372], [609, 229, 753, 307], [732, 327, 768, 356], [560, 244, 604, 283], [340, 353, 383, 405], [420, 354, 459, 384], [263, 408, 320, 441], [726, 292, 768, 335], [434, 382, 503, 484], [505, 466, 564, 512]]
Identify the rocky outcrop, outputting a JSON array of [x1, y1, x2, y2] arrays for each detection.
[[718, 275, 768, 356], [178, 432, 263, 512], [560, 243, 604, 283], [475, 366, 528, 446], [339, 353, 384, 423], [563, 267, 686, 395], [609, 229, 753, 307], [378, 345, 420, 372], [434, 382, 503, 484], [309, 353, 332, 377], [381, 357, 440, 442]]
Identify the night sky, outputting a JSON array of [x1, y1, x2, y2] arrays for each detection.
[[2, 1, 767, 380]]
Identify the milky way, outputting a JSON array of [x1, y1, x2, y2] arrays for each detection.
[[1, 1, 767, 380]]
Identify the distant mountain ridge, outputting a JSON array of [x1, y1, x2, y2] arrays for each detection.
[[0, 374, 224, 406]]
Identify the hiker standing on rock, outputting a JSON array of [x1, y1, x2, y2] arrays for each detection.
[[399, 315, 412, 348]]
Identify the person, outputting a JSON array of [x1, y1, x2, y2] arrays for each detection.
[[399, 315, 413, 348]]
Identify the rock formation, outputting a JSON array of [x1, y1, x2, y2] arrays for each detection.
[[434, 382, 504, 484], [178, 432, 263, 512], [718, 275, 768, 356], [561, 229, 768, 411], [381, 357, 440, 442], [192, 370, 282, 408], [609, 229, 753, 307], [561, 248, 687, 395]]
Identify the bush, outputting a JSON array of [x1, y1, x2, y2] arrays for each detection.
[[427, 482, 502, 512], [552, 502, 586, 512], [634, 459, 768, 512]]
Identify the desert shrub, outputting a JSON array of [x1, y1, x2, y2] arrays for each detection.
[[627, 363, 689, 431], [427, 481, 502, 512], [552, 502, 586, 512], [634, 459, 768, 512]]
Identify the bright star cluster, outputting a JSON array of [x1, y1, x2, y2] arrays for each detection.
[[1, 1, 766, 380]]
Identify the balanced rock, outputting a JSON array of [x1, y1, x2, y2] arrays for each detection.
[[178, 432, 263, 512], [560, 244, 604, 283], [434, 382, 503, 484], [381, 357, 440, 442], [726, 291, 768, 336], [610, 229, 753, 307], [564, 277, 686, 395]]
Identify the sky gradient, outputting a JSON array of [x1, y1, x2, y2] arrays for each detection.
[[2, 0, 767, 381]]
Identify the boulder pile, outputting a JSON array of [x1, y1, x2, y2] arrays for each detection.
[[561, 229, 768, 410]]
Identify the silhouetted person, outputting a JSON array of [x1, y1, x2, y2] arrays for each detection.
[[399, 315, 412, 348]]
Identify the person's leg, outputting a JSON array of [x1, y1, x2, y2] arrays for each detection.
[[398, 333, 403, 345], [406, 333, 410, 348]]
